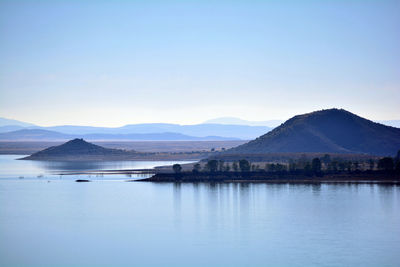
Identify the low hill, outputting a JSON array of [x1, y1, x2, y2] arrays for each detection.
[[227, 109, 400, 156], [21, 138, 134, 160]]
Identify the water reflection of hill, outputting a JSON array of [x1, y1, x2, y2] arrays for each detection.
[[36, 161, 105, 172]]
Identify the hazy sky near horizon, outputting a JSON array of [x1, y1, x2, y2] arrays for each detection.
[[1, 0, 399, 126]]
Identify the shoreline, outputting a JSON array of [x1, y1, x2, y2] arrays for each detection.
[[17, 154, 206, 161], [132, 180, 400, 185], [135, 171, 400, 184]]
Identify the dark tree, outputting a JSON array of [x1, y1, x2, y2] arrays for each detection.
[[304, 162, 312, 176], [311, 158, 322, 172], [346, 161, 352, 172], [192, 163, 201, 173], [239, 159, 251, 172], [377, 157, 394, 171], [275, 163, 286, 171], [206, 160, 218, 172], [395, 150, 400, 173], [173, 164, 182, 173], [338, 162, 346, 171], [321, 154, 331, 164], [298, 154, 309, 169], [288, 160, 297, 171], [218, 160, 225, 172], [289, 162, 297, 171], [368, 159, 375, 170], [329, 161, 338, 172], [354, 161, 359, 170], [266, 163, 276, 172], [395, 161, 400, 173], [232, 161, 239, 171], [225, 164, 230, 172]]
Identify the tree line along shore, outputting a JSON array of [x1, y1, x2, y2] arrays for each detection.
[[139, 152, 400, 183]]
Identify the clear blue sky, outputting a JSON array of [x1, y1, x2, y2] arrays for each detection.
[[0, 0, 399, 126]]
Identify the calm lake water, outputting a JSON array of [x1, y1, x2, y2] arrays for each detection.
[[0, 155, 399, 266], [0, 154, 194, 180]]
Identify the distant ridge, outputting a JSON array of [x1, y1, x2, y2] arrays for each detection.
[[227, 109, 400, 156], [38, 123, 268, 140], [21, 139, 133, 160], [0, 117, 36, 127], [204, 117, 283, 127], [0, 129, 239, 141], [0, 117, 270, 139], [0, 129, 73, 140]]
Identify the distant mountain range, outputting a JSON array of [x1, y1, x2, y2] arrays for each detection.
[[0, 129, 240, 141], [0, 118, 271, 140], [227, 109, 400, 156], [33, 124, 269, 139], [0, 115, 399, 142], [0, 117, 36, 127]]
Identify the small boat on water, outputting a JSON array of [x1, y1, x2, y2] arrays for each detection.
[[75, 179, 91, 182]]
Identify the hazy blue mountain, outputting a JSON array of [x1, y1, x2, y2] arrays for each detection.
[[0, 129, 73, 140], [80, 132, 237, 141], [204, 117, 283, 127], [39, 123, 185, 135], [227, 109, 400, 156], [0, 129, 239, 141], [34, 123, 269, 139], [0, 117, 36, 127], [0, 125, 26, 133]]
